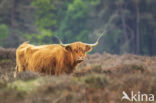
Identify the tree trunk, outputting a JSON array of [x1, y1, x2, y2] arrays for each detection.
[[119, 3, 129, 53], [10, 0, 15, 36], [120, 5, 128, 43], [135, 0, 140, 54], [8, 0, 16, 47]]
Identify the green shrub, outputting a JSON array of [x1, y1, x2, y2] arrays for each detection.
[[0, 24, 9, 46], [25, 29, 55, 44]]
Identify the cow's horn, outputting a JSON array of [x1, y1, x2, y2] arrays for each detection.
[[60, 43, 70, 47], [59, 39, 70, 47], [86, 33, 104, 47], [58, 39, 70, 47], [54, 36, 70, 47]]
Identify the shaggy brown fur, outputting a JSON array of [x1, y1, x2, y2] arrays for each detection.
[[15, 42, 92, 75]]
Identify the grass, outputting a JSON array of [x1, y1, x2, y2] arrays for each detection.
[[8, 79, 42, 93]]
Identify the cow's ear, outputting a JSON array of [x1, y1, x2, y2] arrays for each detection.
[[85, 45, 92, 52], [65, 45, 72, 51]]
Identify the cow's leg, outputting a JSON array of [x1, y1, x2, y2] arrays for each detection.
[[14, 65, 19, 78], [14, 64, 25, 78]]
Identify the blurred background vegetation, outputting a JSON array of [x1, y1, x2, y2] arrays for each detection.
[[0, 0, 155, 55]]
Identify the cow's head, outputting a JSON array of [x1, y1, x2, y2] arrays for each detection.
[[63, 42, 93, 63], [58, 33, 104, 64]]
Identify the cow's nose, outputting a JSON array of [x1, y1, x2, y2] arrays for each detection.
[[78, 56, 84, 60], [77, 56, 84, 63]]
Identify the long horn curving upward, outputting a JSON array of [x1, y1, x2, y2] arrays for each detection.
[[86, 33, 104, 47], [54, 36, 70, 47], [59, 40, 70, 47]]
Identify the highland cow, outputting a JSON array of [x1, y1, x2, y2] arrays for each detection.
[[15, 34, 103, 75]]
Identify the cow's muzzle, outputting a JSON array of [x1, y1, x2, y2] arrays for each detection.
[[77, 57, 85, 63]]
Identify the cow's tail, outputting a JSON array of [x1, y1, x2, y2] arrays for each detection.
[[17, 41, 30, 49]]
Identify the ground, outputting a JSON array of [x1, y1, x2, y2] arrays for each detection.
[[0, 48, 156, 103]]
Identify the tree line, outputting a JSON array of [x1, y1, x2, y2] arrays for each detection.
[[0, 0, 155, 55]]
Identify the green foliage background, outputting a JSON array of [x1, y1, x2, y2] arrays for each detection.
[[0, 0, 156, 55]]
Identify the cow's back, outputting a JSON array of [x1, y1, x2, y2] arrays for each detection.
[[28, 44, 66, 74], [15, 42, 76, 75], [16, 42, 66, 74]]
